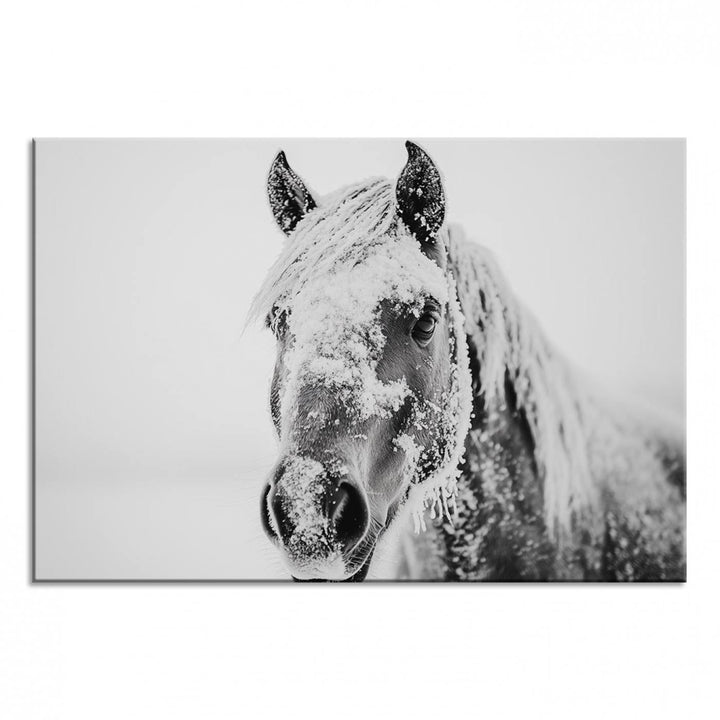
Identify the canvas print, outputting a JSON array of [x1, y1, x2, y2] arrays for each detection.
[[33, 139, 685, 581]]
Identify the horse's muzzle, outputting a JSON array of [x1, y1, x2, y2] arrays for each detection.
[[261, 466, 371, 578]]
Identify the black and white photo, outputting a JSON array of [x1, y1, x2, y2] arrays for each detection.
[[34, 139, 685, 581]]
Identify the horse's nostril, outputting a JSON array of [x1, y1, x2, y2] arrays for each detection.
[[328, 482, 369, 555], [260, 483, 279, 541]]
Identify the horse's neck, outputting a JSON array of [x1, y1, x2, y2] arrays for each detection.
[[399, 371, 559, 581], [452, 375, 559, 577]]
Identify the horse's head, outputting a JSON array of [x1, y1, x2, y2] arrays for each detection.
[[254, 142, 471, 581]]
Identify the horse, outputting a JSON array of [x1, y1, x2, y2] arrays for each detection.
[[251, 141, 686, 582]]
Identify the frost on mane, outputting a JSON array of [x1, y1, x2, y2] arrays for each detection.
[[447, 226, 598, 539], [444, 226, 685, 546]]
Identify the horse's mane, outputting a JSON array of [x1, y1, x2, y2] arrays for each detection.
[[447, 227, 597, 537], [251, 177, 599, 538]]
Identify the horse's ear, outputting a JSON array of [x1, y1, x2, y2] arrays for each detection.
[[396, 141, 446, 250], [267, 151, 317, 236]]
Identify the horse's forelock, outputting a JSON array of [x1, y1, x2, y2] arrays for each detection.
[[249, 178, 398, 325]]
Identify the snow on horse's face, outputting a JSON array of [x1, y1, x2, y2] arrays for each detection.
[[259, 144, 463, 581]]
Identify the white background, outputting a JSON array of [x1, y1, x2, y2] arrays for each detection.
[[1, 1, 718, 719], [34, 138, 684, 580]]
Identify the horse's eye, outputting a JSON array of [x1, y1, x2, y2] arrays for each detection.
[[412, 312, 438, 347]]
